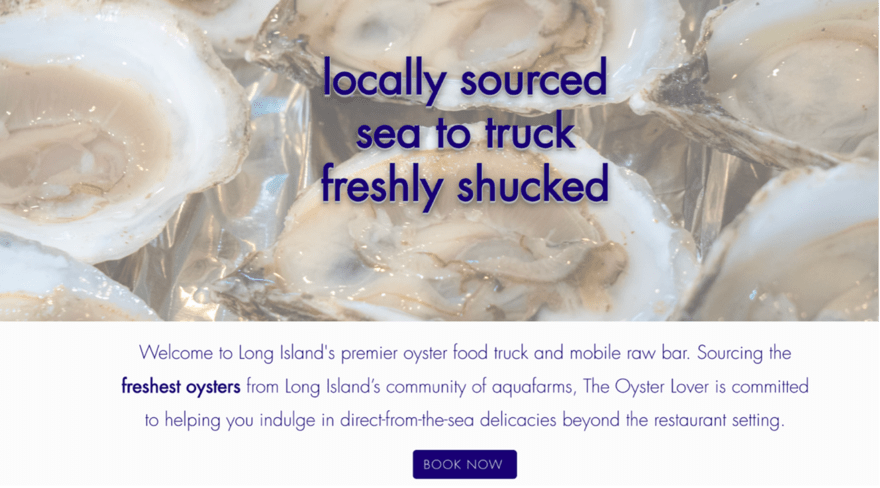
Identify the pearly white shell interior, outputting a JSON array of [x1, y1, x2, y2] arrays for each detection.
[[0, 2, 248, 263]]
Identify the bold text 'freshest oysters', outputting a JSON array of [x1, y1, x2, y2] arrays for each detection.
[[631, 0, 878, 169], [0, 232, 160, 321], [678, 163, 878, 321], [0, 0, 250, 263], [214, 126, 698, 321], [250, 0, 688, 113]]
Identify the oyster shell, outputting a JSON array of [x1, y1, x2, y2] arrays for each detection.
[[630, 0, 878, 170], [214, 125, 698, 321], [0, 0, 250, 263], [677, 162, 878, 321], [250, 0, 688, 113], [0, 232, 160, 321], [155, 0, 280, 57]]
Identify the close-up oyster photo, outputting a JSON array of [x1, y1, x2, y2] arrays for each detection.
[[0, 0, 876, 321]]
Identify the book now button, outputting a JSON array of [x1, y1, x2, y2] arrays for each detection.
[[413, 450, 517, 479]]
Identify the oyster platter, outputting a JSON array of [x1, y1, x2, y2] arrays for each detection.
[[0, 0, 876, 321]]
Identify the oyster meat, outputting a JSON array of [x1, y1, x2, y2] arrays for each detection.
[[0, 232, 160, 321], [631, 0, 879, 169], [251, 0, 688, 113], [677, 162, 878, 321], [0, 0, 250, 263], [214, 125, 698, 321]]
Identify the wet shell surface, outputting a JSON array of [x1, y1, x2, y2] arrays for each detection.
[[152, 0, 280, 57], [250, 0, 688, 113], [677, 162, 878, 321], [0, 0, 250, 263], [0, 232, 160, 321], [630, 0, 878, 170], [214, 125, 698, 321]]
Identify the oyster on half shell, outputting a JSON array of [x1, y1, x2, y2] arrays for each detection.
[[677, 162, 878, 321], [0, 232, 160, 321], [214, 125, 698, 321], [0, 0, 250, 264], [630, 0, 878, 170], [250, 0, 687, 113], [152, 0, 280, 57]]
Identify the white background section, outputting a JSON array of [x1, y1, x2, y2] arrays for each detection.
[[0, 323, 876, 485]]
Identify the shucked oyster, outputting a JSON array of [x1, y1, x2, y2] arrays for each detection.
[[678, 162, 878, 321], [152, 0, 280, 57], [631, 0, 878, 169], [214, 125, 698, 321], [0, 232, 160, 321], [251, 0, 687, 113], [0, 1, 249, 264]]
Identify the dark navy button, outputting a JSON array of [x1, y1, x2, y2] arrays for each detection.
[[413, 450, 517, 479]]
